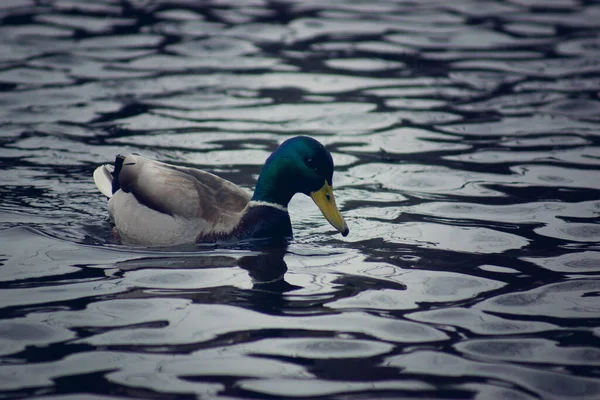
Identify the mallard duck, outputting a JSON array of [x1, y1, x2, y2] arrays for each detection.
[[93, 136, 349, 246]]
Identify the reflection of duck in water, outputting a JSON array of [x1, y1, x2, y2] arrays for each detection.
[[94, 136, 348, 246], [114, 248, 298, 294], [238, 249, 297, 291]]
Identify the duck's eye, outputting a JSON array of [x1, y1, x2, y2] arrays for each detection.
[[306, 157, 319, 172], [326, 193, 331, 202]]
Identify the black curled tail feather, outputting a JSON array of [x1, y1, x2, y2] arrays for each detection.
[[112, 155, 126, 194]]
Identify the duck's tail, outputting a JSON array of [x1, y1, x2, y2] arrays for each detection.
[[93, 155, 126, 198]]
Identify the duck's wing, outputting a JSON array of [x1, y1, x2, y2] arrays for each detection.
[[113, 154, 251, 219]]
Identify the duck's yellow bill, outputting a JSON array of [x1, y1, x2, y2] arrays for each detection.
[[310, 181, 349, 237]]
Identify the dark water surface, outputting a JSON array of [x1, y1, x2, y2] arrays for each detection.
[[2, 0, 600, 399]]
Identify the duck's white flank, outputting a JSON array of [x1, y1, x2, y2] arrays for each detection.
[[247, 200, 288, 213]]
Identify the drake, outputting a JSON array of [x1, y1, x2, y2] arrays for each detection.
[[93, 136, 349, 246]]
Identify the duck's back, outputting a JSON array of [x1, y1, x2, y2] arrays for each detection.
[[95, 154, 251, 246]]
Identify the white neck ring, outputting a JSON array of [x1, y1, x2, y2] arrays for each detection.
[[247, 200, 288, 213]]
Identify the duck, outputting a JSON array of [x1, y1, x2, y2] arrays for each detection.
[[93, 136, 349, 246]]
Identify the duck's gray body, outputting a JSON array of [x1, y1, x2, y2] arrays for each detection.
[[94, 154, 252, 246]]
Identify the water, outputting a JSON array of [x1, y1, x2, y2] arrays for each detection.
[[1, 0, 600, 398]]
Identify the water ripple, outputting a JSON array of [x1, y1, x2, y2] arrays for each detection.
[[456, 338, 600, 365], [476, 279, 600, 319], [385, 351, 600, 400]]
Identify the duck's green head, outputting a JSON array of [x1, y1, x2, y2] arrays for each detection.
[[252, 136, 349, 237]]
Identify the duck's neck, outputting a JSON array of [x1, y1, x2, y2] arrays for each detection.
[[236, 155, 294, 241], [250, 154, 295, 208]]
